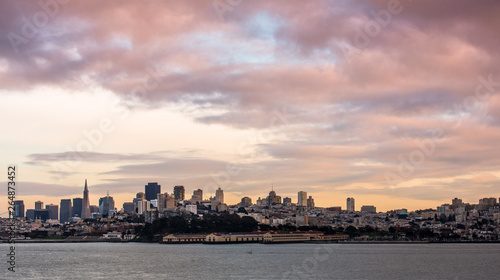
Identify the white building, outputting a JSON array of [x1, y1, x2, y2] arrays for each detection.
[[186, 205, 197, 215]]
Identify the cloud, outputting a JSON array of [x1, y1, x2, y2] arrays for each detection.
[[2, 0, 500, 209], [25, 151, 166, 165]]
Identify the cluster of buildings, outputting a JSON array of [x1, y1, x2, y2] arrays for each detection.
[[12, 180, 115, 224], [4, 180, 500, 242]]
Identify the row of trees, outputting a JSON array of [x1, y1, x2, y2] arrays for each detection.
[[135, 214, 259, 241]]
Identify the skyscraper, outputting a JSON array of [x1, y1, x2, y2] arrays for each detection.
[[13, 200, 25, 218], [298, 191, 307, 207], [45, 204, 59, 220], [191, 189, 203, 203], [240, 197, 252, 207], [72, 198, 83, 218], [174, 185, 185, 201], [215, 187, 224, 203], [267, 189, 281, 205], [60, 199, 72, 223], [307, 196, 315, 208], [145, 182, 161, 201], [35, 201, 44, 210], [81, 179, 91, 219], [99, 192, 115, 216], [347, 197, 355, 212]]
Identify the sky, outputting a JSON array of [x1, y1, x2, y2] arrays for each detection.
[[1, 0, 499, 215]]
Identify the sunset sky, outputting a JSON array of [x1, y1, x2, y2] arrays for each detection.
[[1, 0, 499, 215]]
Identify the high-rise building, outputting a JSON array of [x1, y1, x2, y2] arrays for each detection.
[[81, 179, 91, 219], [256, 197, 263, 206], [361, 205, 376, 213], [13, 200, 25, 218], [479, 197, 496, 206], [215, 187, 224, 203], [46, 204, 59, 220], [35, 201, 44, 210], [90, 205, 99, 214], [166, 195, 176, 209], [72, 198, 83, 217], [347, 197, 355, 212], [283, 197, 292, 206], [452, 198, 463, 207], [191, 189, 203, 203], [137, 200, 150, 214], [267, 190, 281, 205], [157, 193, 168, 211], [174, 185, 185, 201], [60, 199, 72, 223], [298, 191, 307, 207], [99, 193, 115, 216], [307, 196, 315, 208], [123, 202, 135, 213], [145, 182, 161, 201], [240, 197, 252, 207]]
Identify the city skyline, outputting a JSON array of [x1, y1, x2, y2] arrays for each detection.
[[13, 179, 500, 219], [1, 1, 500, 215]]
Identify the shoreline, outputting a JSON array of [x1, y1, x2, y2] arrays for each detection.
[[4, 239, 499, 244]]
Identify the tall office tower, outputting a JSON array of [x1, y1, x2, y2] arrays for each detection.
[[90, 205, 99, 214], [307, 196, 315, 208], [60, 199, 72, 223], [174, 185, 185, 201], [81, 179, 91, 219], [99, 192, 115, 216], [215, 187, 224, 203], [283, 197, 292, 206], [35, 201, 44, 210], [298, 191, 307, 207], [452, 198, 463, 206], [46, 204, 59, 220], [192, 189, 203, 203], [240, 197, 252, 207], [13, 200, 25, 218], [347, 197, 355, 212], [123, 202, 135, 213], [72, 198, 83, 217], [157, 193, 167, 211], [145, 182, 161, 201]]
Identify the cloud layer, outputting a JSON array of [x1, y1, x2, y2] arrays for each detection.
[[1, 0, 500, 210]]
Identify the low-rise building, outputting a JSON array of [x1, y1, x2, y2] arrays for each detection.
[[205, 232, 265, 243], [163, 234, 207, 243]]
